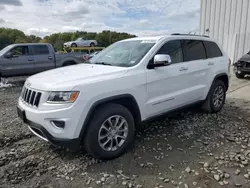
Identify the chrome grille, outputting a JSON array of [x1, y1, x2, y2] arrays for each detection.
[[21, 87, 42, 107]]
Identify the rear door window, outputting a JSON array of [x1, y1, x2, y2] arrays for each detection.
[[33, 45, 49, 55], [183, 40, 206, 61], [203, 41, 223, 58]]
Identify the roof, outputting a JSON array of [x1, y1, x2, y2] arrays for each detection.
[[13, 43, 50, 45], [122, 36, 166, 42], [121, 34, 214, 43]]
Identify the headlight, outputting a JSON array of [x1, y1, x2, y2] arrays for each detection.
[[47, 91, 79, 103]]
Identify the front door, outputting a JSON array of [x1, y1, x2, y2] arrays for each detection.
[[1, 45, 35, 77], [145, 40, 194, 118]]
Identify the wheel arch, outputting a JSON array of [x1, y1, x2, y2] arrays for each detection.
[[204, 73, 229, 101], [61, 59, 77, 66], [79, 94, 141, 142], [213, 73, 229, 91]]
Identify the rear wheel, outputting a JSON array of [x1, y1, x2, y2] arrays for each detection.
[[235, 72, 245, 79], [90, 43, 95, 47], [202, 80, 226, 113], [84, 103, 135, 160]]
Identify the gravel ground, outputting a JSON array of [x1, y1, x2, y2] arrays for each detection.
[[0, 72, 250, 188]]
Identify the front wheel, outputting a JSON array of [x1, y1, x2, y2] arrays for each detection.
[[202, 80, 226, 113], [90, 43, 95, 47], [84, 103, 135, 160]]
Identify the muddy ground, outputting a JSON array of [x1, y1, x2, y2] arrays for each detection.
[[0, 73, 250, 188]]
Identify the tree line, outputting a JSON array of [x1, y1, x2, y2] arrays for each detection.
[[0, 28, 136, 51]]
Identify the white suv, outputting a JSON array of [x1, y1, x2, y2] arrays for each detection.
[[17, 34, 230, 160]]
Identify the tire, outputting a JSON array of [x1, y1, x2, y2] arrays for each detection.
[[90, 43, 95, 47], [235, 72, 245, 79], [71, 43, 77, 47], [202, 80, 226, 113], [84, 103, 135, 160]]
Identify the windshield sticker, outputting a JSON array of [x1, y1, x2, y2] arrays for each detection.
[[141, 40, 156, 43]]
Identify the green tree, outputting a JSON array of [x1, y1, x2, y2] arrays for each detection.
[[0, 27, 136, 51]]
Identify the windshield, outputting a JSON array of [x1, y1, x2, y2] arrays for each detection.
[[89, 40, 155, 67], [76, 38, 83, 41], [0, 45, 13, 57]]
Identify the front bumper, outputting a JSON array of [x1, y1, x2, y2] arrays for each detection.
[[17, 104, 81, 150], [234, 62, 250, 74], [64, 44, 71, 48], [27, 119, 80, 150], [17, 90, 88, 143]]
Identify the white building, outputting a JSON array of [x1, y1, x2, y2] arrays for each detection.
[[200, 0, 250, 63]]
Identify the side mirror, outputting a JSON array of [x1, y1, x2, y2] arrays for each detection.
[[153, 54, 172, 67], [4, 52, 12, 58]]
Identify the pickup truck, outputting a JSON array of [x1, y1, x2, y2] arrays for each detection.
[[0, 43, 86, 77]]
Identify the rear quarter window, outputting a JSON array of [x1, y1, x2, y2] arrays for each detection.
[[33, 45, 49, 55], [203, 41, 223, 58]]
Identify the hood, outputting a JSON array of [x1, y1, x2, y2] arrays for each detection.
[[238, 53, 250, 63], [26, 64, 128, 91]]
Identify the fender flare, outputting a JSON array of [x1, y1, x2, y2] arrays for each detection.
[[78, 94, 141, 141], [60, 58, 78, 66], [207, 73, 229, 96]]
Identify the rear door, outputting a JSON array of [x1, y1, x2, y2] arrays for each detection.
[[202, 40, 225, 96], [181, 39, 210, 102], [1, 45, 35, 77], [32, 45, 55, 73], [81, 38, 90, 46]]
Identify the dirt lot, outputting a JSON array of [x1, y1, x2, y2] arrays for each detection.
[[0, 73, 250, 188]]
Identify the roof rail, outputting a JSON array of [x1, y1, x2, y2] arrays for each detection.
[[171, 33, 210, 38]]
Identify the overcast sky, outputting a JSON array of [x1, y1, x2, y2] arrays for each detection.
[[0, 0, 200, 37]]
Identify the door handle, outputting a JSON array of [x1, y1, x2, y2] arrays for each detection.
[[48, 56, 53, 60], [208, 62, 214, 66], [28, 57, 33, 61], [179, 67, 188, 71]]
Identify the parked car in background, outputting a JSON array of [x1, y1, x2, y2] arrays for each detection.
[[233, 51, 250, 79], [64, 38, 98, 48], [17, 34, 230, 160], [0, 43, 86, 78]]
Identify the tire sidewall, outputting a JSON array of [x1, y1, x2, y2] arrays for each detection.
[[209, 81, 226, 112], [85, 104, 135, 159]]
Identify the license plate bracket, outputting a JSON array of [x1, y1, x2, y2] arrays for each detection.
[[17, 106, 27, 123]]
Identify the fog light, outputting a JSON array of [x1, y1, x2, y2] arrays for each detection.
[[50, 120, 65, 129]]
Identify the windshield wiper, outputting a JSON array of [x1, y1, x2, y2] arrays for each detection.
[[94, 62, 113, 66]]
